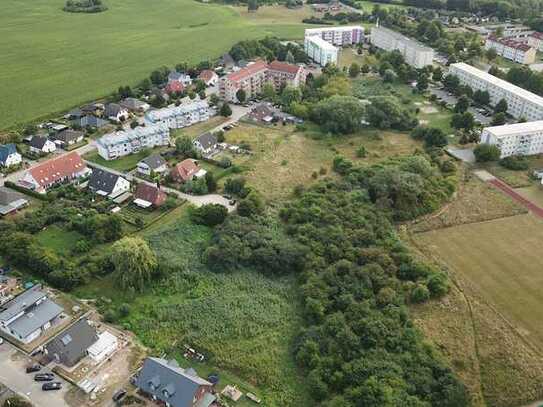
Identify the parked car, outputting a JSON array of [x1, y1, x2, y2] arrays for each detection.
[[112, 389, 127, 403], [34, 373, 55, 382], [26, 364, 41, 373], [42, 382, 62, 391], [0, 338, 3, 346]]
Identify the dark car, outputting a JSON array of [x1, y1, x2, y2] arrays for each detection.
[[34, 373, 55, 382], [42, 382, 62, 391], [112, 389, 127, 403], [26, 364, 41, 373]]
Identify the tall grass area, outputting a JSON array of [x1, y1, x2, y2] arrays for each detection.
[[0, 0, 306, 129], [74, 208, 309, 406]]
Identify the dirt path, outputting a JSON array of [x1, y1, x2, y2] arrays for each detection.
[[488, 178, 543, 218]]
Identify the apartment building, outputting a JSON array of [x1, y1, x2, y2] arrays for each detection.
[[304, 26, 364, 46], [527, 31, 543, 52], [304, 36, 339, 67], [370, 25, 434, 69], [219, 60, 307, 102], [96, 123, 170, 160], [484, 36, 536, 64], [145, 100, 210, 129], [448, 62, 543, 121], [480, 120, 543, 158]]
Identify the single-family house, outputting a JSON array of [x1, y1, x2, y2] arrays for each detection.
[[104, 103, 130, 122], [87, 331, 118, 363], [0, 284, 64, 344], [88, 168, 130, 199], [0, 144, 22, 168], [193, 132, 217, 156], [119, 98, 150, 113], [29, 136, 56, 154], [168, 71, 192, 87], [44, 318, 99, 367], [170, 159, 206, 183], [198, 70, 219, 87], [135, 357, 216, 407], [80, 103, 104, 116], [0, 186, 28, 216], [133, 183, 167, 208], [137, 154, 168, 176], [51, 129, 85, 148], [20, 152, 90, 193], [165, 81, 185, 95]]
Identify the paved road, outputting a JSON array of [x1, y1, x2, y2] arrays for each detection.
[[85, 160, 237, 212], [0, 341, 71, 407]]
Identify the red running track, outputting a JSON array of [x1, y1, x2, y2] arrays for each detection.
[[489, 178, 543, 218]]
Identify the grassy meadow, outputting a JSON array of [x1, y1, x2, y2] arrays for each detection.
[[0, 0, 308, 130]]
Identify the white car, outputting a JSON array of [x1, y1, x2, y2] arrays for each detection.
[[0, 338, 4, 345]]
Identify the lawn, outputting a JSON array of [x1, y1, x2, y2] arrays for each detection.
[[0, 0, 308, 130], [173, 116, 228, 140], [83, 150, 151, 172], [415, 213, 543, 348], [481, 155, 543, 188], [35, 224, 84, 256], [74, 206, 310, 407]]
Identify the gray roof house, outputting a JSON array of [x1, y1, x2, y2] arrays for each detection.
[[51, 129, 85, 147], [45, 318, 99, 367], [119, 98, 150, 112], [135, 357, 215, 407], [73, 115, 109, 129], [88, 168, 130, 199], [0, 284, 63, 344], [193, 133, 217, 155], [0, 186, 28, 216], [104, 103, 129, 122], [136, 154, 168, 176]]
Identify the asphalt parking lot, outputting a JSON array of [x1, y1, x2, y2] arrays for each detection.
[[0, 341, 71, 407], [429, 87, 494, 125]]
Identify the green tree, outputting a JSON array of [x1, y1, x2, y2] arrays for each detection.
[[495, 98, 508, 113], [349, 62, 360, 78], [451, 112, 475, 130], [485, 47, 498, 61], [474, 143, 501, 162], [175, 136, 196, 157], [473, 89, 490, 105], [220, 103, 232, 117], [310, 96, 366, 135], [236, 89, 246, 103], [432, 66, 443, 82], [491, 112, 507, 125], [454, 95, 470, 113], [191, 204, 228, 226], [111, 237, 158, 292]]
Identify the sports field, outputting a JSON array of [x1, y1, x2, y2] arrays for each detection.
[[416, 213, 543, 348], [0, 0, 307, 130]]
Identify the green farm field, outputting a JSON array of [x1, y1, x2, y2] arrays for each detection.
[[416, 213, 543, 348], [0, 0, 307, 130]]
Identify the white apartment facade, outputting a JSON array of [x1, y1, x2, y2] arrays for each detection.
[[449, 62, 543, 121], [484, 36, 536, 64], [304, 26, 364, 46], [370, 25, 434, 69], [304, 36, 339, 67], [527, 32, 543, 52], [145, 100, 210, 129], [96, 123, 170, 160], [480, 120, 543, 158]]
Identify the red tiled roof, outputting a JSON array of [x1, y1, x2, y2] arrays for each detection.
[[171, 159, 201, 182], [268, 60, 302, 75], [165, 81, 184, 94], [134, 183, 167, 206], [531, 31, 543, 40], [226, 60, 268, 83], [28, 152, 86, 188], [198, 70, 216, 82]]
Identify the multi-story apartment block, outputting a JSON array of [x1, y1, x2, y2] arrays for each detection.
[[145, 100, 210, 129], [96, 123, 170, 160], [484, 36, 536, 64], [448, 63, 543, 121], [304, 36, 339, 67], [527, 32, 543, 52], [219, 60, 307, 102], [480, 120, 543, 158], [370, 26, 434, 69], [304, 26, 364, 46]]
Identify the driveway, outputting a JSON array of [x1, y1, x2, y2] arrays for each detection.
[[0, 341, 71, 407]]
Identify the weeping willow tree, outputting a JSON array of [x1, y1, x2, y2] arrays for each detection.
[[112, 236, 158, 292]]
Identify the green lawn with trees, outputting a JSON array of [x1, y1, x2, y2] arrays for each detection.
[[0, 0, 307, 130]]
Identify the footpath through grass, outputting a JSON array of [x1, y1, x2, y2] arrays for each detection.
[[74, 207, 310, 406], [0, 0, 307, 130]]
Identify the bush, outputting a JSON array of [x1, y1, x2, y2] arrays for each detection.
[[191, 204, 228, 226], [411, 284, 431, 303], [499, 155, 529, 170], [474, 144, 500, 162]]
